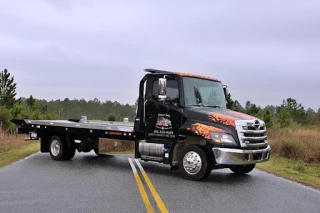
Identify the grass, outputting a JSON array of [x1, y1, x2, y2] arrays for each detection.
[[0, 142, 39, 168], [257, 127, 320, 189], [0, 129, 26, 150], [267, 127, 320, 164], [257, 156, 320, 190], [0, 128, 40, 168]]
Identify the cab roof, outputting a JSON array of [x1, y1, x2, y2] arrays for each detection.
[[144, 68, 220, 82]]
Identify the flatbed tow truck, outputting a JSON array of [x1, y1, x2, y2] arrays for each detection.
[[11, 69, 271, 181]]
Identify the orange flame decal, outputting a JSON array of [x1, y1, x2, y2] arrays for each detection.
[[208, 113, 238, 127], [174, 72, 220, 82], [191, 123, 226, 139]]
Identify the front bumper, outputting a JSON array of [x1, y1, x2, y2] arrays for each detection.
[[212, 146, 271, 165]]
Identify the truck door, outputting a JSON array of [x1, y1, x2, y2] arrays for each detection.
[[145, 76, 182, 141]]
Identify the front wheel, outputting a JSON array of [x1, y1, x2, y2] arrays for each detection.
[[179, 145, 211, 181], [230, 164, 256, 174]]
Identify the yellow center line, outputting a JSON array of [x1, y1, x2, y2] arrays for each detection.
[[135, 159, 169, 213], [128, 158, 155, 213]]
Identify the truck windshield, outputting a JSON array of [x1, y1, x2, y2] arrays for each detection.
[[183, 77, 227, 109]]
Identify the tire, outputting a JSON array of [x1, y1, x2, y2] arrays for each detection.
[[201, 148, 213, 180], [63, 137, 76, 160], [49, 136, 64, 161], [179, 145, 211, 181], [230, 164, 256, 174]]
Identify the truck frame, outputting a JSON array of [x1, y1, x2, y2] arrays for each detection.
[[12, 69, 271, 181]]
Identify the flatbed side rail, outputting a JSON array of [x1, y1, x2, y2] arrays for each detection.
[[10, 119, 139, 141]]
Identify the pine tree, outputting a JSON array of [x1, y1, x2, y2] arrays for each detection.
[[282, 97, 307, 125], [10, 103, 22, 118], [0, 69, 17, 108], [262, 108, 273, 128], [277, 106, 291, 128], [108, 115, 116, 121], [245, 101, 261, 116], [26, 95, 36, 110], [226, 93, 235, 109]]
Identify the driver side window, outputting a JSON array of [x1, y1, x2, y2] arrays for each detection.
[[152, 79, 180, 106]]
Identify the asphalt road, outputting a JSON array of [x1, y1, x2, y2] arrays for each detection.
[[0, 152, 319, 213]]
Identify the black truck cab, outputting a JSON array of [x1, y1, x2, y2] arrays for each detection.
[[133, 69, 271, 180]]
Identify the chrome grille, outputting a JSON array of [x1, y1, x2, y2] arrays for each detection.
[[235, 120, 268, 148]]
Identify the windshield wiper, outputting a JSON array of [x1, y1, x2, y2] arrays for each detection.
[[188, 104, 205, 107], [205, 105, 221, 108]]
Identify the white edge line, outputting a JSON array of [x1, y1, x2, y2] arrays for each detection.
[[135, 159, 145, 172], [128, 158, 138, 173], [257, 169, 320, 193]]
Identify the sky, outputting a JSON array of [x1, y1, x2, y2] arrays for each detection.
[[0, 0, 319, 110]]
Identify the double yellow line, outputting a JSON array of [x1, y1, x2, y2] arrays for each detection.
[[128, 158, 169, 213]]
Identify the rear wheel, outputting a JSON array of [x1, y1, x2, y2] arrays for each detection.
[[179, 145, 211, 181], [63, 137, 76, 160], [230, 164, 256, 174], [49, 136, 64, 161]]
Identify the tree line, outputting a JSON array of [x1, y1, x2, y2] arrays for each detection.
[[1, 68, 320, 132], [21, 97, 137, 122], [0, 69, 137, 131], [227, 94, 320, 128]]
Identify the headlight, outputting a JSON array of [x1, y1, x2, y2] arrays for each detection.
[[210, 132, 236, 145]]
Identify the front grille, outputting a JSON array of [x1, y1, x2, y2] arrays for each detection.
[[235, 120, 268, 148]]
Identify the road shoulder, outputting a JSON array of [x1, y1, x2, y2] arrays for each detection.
[[0, 142, 39, 168], [257, 156, 320, 190]]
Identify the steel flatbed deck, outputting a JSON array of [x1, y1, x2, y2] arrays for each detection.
[[12, 119, 136, 140]]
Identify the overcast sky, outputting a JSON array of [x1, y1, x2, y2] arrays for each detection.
[[1, 0, 319, 110]]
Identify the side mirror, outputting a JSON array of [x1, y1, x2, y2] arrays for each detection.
[[223, 85, 228, 99], [158, 78, 167, 101]]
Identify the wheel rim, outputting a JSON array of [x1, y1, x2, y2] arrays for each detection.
[[183, 151, 202, 175], [51, 140, 60, 156]]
